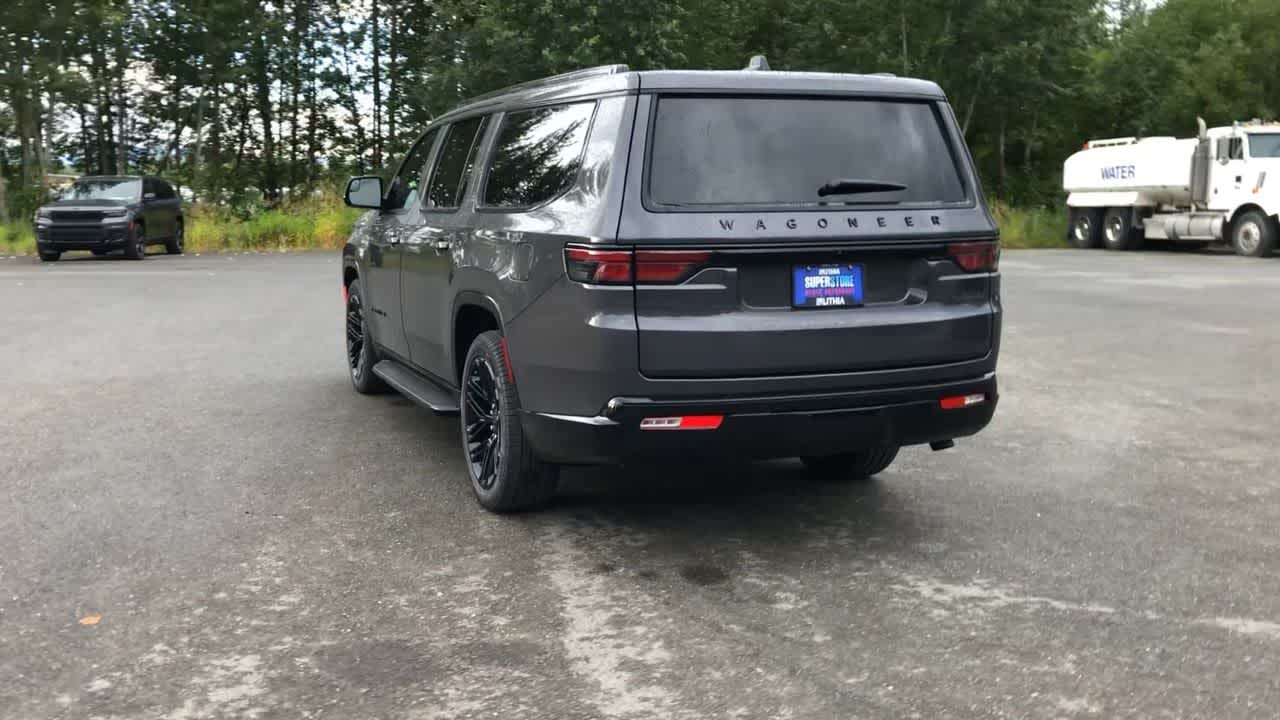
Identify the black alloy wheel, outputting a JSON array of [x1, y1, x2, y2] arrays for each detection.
[[344, 283, 388, 394], [463, 354, 503, 491]]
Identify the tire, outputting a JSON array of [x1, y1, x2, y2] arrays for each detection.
[[1230, 209, 1276, 258], [124, 223, 146, 260], [38, 249, 61, 262], [461, 330, 557, 513], [165, 221, 185, 255], [1102, 207, 1136, 251], [801, 446, 900, 482], [345, 282, 389, 394], [1068, 207, 1103, 249]]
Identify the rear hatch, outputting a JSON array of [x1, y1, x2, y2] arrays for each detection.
[[621, 92, 997, 379]]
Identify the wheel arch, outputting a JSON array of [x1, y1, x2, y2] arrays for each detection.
[[452, 292, 506, 385], [1227, 203, 1272, 227]]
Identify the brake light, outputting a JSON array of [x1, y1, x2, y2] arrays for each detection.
[[635, 250, 712, 283], [639, 415, 724, 430], [940, 393, 985, 410], [564, 247, 713, 285], [946, 241, 1000, 272], [565, 247, 632, 284]]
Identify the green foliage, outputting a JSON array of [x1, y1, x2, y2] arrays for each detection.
[[6, 0, 1280, 227], [990, 201, 1069, 249]]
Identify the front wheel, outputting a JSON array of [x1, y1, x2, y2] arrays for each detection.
[[38, 249, 61, 262], [1230, 210, 1276, 257], [802, 446, 900, 482], [461, 330, 557, 513], [124, 224, 146, 260], [345, 282, 389, 394]]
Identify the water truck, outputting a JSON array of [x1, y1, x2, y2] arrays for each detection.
[[1063, 118, 1280, 257]]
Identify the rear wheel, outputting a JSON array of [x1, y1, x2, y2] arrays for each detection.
[[1102, 208, 1136, 251], [1230, 209, 1276, 257], [1069, 207, 1102, 249], [345, 282, 389, 394], [38, 249, 61, 262], [165, 221, 185, 255], [124, 223, 146, 260], [802, 446, 900, 482], [461, 330, 557, 513]]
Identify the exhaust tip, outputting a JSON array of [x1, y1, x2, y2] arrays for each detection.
[[930, 440, 956, 452]]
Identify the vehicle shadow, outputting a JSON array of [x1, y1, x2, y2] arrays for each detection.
[[545, 458, 929, 550], [387, 396, 929, 551], [52, 251, 180, 262]]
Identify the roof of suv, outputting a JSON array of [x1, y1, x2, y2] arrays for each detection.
[[438, 64, 946, 123]]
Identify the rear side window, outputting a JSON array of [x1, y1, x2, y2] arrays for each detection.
[[481, 102, 595, 209], [426, 116, 487, 210], [647, 96, 967, 208]]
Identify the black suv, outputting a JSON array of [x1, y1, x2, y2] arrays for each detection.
[[341, 61, 1001, 513], [34, 175, 185, 261]]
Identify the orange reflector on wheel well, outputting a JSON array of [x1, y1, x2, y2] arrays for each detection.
[[639, 415, 724, 430], [940, 393, 985, 410]]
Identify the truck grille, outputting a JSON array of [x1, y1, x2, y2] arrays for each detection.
[[50, 210, 106, 222], [46, 226, 108, 243]]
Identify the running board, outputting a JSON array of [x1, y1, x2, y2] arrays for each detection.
[[372, 360, 460, 415]]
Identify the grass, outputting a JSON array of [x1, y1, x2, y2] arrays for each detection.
[[0, 191, 363, 257], [990, 202, 1070, 249], [2, 196, 1067, 256]]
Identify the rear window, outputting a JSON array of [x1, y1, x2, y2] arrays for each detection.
[[647, 96, 966, 208]]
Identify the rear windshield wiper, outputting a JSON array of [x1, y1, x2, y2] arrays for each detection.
[[817, 179, 908, 197]]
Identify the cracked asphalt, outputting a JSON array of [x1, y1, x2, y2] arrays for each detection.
[[1, 248, 1279, 719]]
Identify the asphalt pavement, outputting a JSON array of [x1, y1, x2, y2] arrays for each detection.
[[2, 248, 1279, 719]]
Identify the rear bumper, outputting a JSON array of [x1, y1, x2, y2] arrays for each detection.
[[521, 372, 997, 465]]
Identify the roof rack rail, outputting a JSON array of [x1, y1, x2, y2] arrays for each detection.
[[461, 64, 630, 106]]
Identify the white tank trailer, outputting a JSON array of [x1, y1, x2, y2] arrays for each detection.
[[1063, 118, 1280, 257]]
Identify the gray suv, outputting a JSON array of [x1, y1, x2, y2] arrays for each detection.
[[341, 60, 1001, 513], [34, 175, 185, 261]]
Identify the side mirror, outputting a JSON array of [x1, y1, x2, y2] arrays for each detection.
[[143, 192, 156, 200], [344, 176, 384, 209]]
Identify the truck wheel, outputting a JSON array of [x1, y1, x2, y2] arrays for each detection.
[[1069, 208, 1102, 249], [801, 446, 899, 482], [1230, 210, 1276, 258], [460, 330, 558, 513], [1102, 208, 1136, 251]]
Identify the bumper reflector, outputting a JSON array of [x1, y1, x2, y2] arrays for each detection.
[[940, 393, 986, 410], [639, 415, 724, 430]]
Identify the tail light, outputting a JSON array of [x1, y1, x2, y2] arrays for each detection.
[[565, 247, 712, 285], [946, 241, 1000, 272], [564, 247, 632, 284]]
